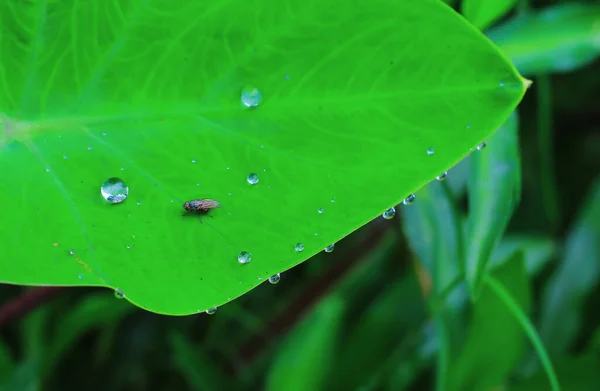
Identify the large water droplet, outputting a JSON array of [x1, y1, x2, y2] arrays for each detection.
[[477, 142, 487, 151], [238, 251, 251, 264], [403, 194, 416, 205], [436, 172, 448, 181], [324, 244, 335, 253], [382, 207, 396, 219], [294, 243, 305, 252], [247, 173, 259, 185], [101, 177, 129, 204], [241, 85, 262, 108], [268, 274, 281, 284], [427, 148, 435, 156], [114, 289, 124, 299], [206, 307, 217, 315]]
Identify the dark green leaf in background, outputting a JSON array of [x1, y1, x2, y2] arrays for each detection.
[[0, 0, 526, 314], [462, 0, 518, 30], [465, 112, 521, 298]]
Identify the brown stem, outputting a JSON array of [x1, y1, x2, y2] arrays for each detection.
[[0, 286, 64, 327]]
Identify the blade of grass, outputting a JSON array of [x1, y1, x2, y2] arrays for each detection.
[[484, 274, 561, 391]]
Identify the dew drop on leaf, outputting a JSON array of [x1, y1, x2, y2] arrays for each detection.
[[247, 173, 259, 185], [205, 307, 217, 315], [101, 177, 129, 204], [268, 273, 281, 284], [324, 244, 335, 253], [382, 207, 396, 219], [294, 243, 305, 252], [477, 142, 487, 150], [238, 251, 251, 264], [114, 289, 124, 299], [241, 85, 262, 108], [436, 172, 448, 181], [403, 194, 416, 205], [318, 208, 324, 214], [427, 147, 435, 155], [69, 249, 76, 255]]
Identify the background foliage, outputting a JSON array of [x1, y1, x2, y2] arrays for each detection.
[[1, 0, 600, 390]]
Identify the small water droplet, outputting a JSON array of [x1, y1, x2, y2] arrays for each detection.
[[120, 167, 125, 171], [241, 85, 262, 108], [192, 159, 196, 163], [294, 243, 304, 252], [102, 132, 107, 136], [382, 207, 396, 219], [466, 125, 472, 129], [268, 273, 281, 284], [196, 183, 200, 187], [314, 232, 318, 236], [114, 289, 124, 299], [318, 208, 324, 214], [436, 172, 448, 181], [206, 307, 217, 315], [284, 74, 290, 80], [247, 173, 259, 185], [45, 167, 51, 172], [136, 201, 141, 205], [331, 197, 336, 203], [63, 155, 68, 159], [477, 142, 487, 151], [126, 244, 131, 249], [324, 244, 335, 253], [101, 177, 129, 204], [69, 249, 76, 255], [258, 276, 263, 281], [238, 251, 251, 264], [87, 146, 93, 150], [427, 148, 435, 156], [499, 81, 505, 87], [403, 194, 416, 205], [77, 274, 83, 280]]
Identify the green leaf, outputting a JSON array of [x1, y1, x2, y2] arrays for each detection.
[[449, 251, 531, 391], [462, 0, 517, 30], [539, 178, 600, 356], [0, 338, 14, 383], [490, 234, 556, 275], [465, 112, 521, 298], [510, 355, 599, 391], [489, 3, 600, 76], [266, 294, 345, 391], [0, 0, 526, 315]]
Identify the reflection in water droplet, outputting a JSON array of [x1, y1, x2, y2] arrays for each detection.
[[324, 244, 335, 253], [477, 142, 487, 151], [192, 159, 196, 163], [436, 172, 448, 181], [294, 243, 305, 252], [318, 208, 324, 214], [126, 244, 131, 249], [427, 148, 435, 156], [403, 194, 416, 205], [268, 273, 281, 284], [45, 167, 51, 172], [69, 249, 76, 255], [114, 289, 124, 299], [241, 85, 262, 108], [382, 207, 396, 219], [206, 307, 217, 315], [238, 251, 251, 264], [331, 197, 336, 203], [101, 177, 129, 204], [247, 173, 259, 185]]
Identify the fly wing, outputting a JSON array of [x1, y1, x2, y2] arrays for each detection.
[[199, 199, 221, 209]]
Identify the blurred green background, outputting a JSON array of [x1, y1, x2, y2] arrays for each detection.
[[1, 0, 599, 390]]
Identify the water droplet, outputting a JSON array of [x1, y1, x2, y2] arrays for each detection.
[[101, 177, 129, 204], [241, 85, 262, 108], [284, 74, 290, 80], [427, 148, 435, 156], [294, 243, 304, 252], [206, 307, 217, 315], [324, 244, 335, 253], [87, 146, 93, 150], [477, 142, 487, 151], [126, 244, 131, 249], [268, 273, 281, 284], [45, 167, 51, 172], [247, 173, 259, 185], [403, 194, 416, 205], [63, 155, 68, 159], [382, 207, 396, 219], [102, 132, 107, 136], [192, 159, 196, 163], [238, 251, 251, 264], [436, 172, 448, 181], [257, 276, 263, 281], [136, 201, 141, 205], [77, 274, 83, 280], [331, 197, 336, 203], [69, 249, 76, 255], [466, 125, 472, 129], [314, 232, 318, 236], [120, 167, 125, 171], [114, 289, 124, 299], [318, 208, 324, 214]]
